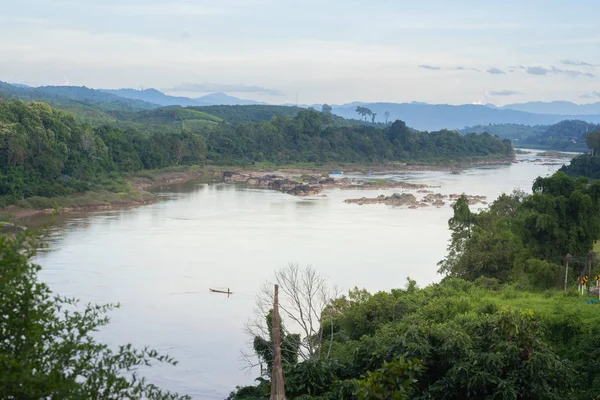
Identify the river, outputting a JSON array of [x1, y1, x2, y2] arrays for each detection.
[[32, 151, 569, 399]]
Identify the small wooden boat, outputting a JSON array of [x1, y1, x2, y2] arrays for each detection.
[[209, 288, 232, 295]]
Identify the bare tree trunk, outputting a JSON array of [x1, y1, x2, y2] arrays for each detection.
[[589, 252, 595, 283], [565, 254, 572, 291], [271, 284, 286, 400]]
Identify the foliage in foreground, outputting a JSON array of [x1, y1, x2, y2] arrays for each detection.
[[230, 277, 600, 399], [0, 232, 189, 399]]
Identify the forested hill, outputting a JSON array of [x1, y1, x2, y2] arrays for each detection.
[[203, 112, 513, 164], [0, 100, 512, 205], [188, 105, 373, 127], [463, 119, 600, 151], [190, 105, 304, 125], [0, 82, 157, 113]]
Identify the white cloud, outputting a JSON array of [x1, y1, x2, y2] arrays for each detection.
[[165, 82, 283, 95], [52, 0, 267, 16]]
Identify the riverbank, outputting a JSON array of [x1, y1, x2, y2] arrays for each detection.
[[1, 158, 518, 224], [2, 167, 218, 223]]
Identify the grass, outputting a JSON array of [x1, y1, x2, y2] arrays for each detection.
[[472, 286, 600, 326], [15, 189, 155, 210]]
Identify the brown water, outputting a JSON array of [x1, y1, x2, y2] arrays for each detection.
[[33, 151, 569, 399]]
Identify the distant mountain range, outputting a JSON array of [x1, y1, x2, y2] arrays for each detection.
[[328, 102, 600, 131], [492, 101, 600, 116], [101, 88, 265, 107], [3, 81, 600, 131]]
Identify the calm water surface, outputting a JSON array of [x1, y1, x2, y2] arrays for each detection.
[[33, 151, 568, 399]]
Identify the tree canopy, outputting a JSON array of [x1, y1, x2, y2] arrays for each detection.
[[0, 101, 513, 206], [0, 232, 189, 399], [439, 172, 600, 285]]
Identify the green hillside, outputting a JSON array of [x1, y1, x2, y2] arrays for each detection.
[[461, 123, 546, 141], [0, 82, 160, 124], [0, 100, 207, 205], [190, 104, 303, 125], [463, 120, 599, 151]]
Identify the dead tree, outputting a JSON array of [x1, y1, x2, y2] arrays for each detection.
[[244, 264, 339, 373], [270, 284, 286, 400]]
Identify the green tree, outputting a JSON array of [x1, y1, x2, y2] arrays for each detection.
[[440, 173, 600, 284], [438, 195, 477, 276], [357, 357, 423, 400], [0, 232, 189, 400], [251, 310, 301, 377], [321, 104, 332, 114], [355, 106, 373, 122], [586, 129, 600, 156]]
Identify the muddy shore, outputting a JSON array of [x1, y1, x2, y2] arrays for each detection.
[[5, 160, 507, 223]]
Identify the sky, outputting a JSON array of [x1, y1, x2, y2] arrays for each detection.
[[1, 0, 600, 105]]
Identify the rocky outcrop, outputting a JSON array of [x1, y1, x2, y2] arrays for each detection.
[[222, 172, 251, 183], [287, 185, 322, 196], [342, 181, 436, 191], [345, 193, 427, 207], [222, 172, 323, 196], [222, 171, 442, 199], [345, 192, 487, 208]]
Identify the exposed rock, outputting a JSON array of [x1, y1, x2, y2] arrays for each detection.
[[287, 185, 322, 196], [422, 193, 446, 203], [268, 179, 299, 191], [347, 181, 435, 191], [345, 191, 485, 209], [225, 171, 436, 199], [222, 171, 248, 182], [345, 192, 421, 207]]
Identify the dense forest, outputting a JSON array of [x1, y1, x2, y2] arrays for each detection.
[[463, 120, 599, 151], [0, 99, 512, 206], [560, 129, 600, 178], [230, 171, 600, 400], [0, 100, 206, 204], [461, 123, 547, 142], [202, 112, 512, 165]]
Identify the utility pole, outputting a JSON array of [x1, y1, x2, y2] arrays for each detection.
[[270, 284, 286, 400], [588, 251, 596, 285], [565, 254, 572, 291]]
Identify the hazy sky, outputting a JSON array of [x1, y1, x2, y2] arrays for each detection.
[[2, 0, 600, 105]]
